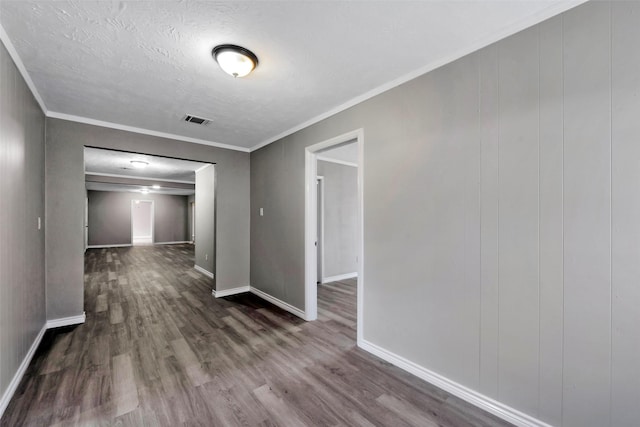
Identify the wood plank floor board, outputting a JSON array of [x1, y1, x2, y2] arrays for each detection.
[[1, 244, 512, 426], [253, 384, 315, 427]]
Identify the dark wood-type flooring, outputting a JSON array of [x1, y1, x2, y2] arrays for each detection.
[[2, 244, 511, 426]]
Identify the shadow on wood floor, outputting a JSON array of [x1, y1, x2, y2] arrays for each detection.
[[1, 244, 511, 426]]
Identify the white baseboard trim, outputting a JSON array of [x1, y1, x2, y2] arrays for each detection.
[[46, 312, 86, 329], [249, 287, 306, 320], [212, 285, 250, 298], [358, 339, 551, 427], [87, 244, 132, 249], [155, 241, 190, 245], [1, 313, 88, 418], [0, 324, 46, 419], [194, 264, 214, 279], [322, 272, 358, 283]]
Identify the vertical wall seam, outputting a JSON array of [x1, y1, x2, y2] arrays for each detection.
[[560, 13, 566, 427], [478, 52, 483, 389], [608, 3, 613, 426], [537, 25, 542, 418], [496, 41, 501, 401]]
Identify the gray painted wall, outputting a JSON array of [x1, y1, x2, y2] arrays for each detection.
[[317, 160, 358, 278], [0, 41, 46, 409], [250, 3, 640, 425], [87, 190, 189, 246], [46, 118, 250, 320], [195, 165, 215, 275]]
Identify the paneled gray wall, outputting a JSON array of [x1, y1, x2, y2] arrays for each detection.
[[250, 2, 639, 425], [195, 165, 215, 275], [87, 190, 189, 246], [0, 41, 45, 410], [46, 118, 249, 320], [317, 160, 358, 278]]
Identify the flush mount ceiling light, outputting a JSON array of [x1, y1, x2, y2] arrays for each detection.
[[212, 44, 258, 78], [130, 160, 148, 169], [152, 185, 161, 190]]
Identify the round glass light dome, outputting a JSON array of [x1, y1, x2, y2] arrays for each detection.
[[212, 45, 258, 78]]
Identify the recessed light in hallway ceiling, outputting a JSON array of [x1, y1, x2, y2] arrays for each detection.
[[130, 160, 149, 169]]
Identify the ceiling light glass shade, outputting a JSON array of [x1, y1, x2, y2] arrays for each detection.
[[212, 45, 258, 78], [130, 160, 148, 169], [152, 185, 161, 189]]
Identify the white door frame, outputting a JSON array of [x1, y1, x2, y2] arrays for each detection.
[[304, 128, 364, 344], [190, 201, 196, 243], [316, 176, 325, 283], [131, 199, 154, 245], [84, 195, 89, 252]]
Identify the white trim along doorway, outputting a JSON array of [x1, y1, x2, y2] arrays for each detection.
[[316, 176, 325, 284], [304, 128, 364, 344]]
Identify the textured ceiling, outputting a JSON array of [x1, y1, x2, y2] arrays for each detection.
[[84, 147, 206, 182], [0, 1, 582, 151]]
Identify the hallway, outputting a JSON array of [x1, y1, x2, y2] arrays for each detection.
[[2, 245, 509, 426]]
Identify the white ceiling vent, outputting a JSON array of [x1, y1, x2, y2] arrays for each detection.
[[184, 114, 212, 125]]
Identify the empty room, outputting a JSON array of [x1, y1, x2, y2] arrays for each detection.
[[1, 1, 638, 426]]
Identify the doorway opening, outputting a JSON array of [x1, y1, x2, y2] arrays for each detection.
[[83, 146, 216, 280], [131, 199, 154, 245], [305, 129, 364, 344]]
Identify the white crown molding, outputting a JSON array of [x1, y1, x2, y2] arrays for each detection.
[[358, 339, 552, 427], [249, 286, 307, 320], [194, 264, 214, 279], [212, 285, 250, 298], [46, 312, 86, 329], [85, 171, 195, 185], [250, 0, 587, 152], [3, 2, 586, 155], [316, 156, 358, 168], [0, 23, 47, 114], [0, 324, 46, 419], [47, 111, 251, 153]]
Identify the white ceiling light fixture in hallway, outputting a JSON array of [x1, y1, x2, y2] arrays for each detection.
[[212, 44, 259, 78], [0, 1, 586, 151], [130, 160, 149, 169]]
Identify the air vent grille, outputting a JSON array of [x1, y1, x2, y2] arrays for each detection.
[[184, 114, 211, 125]]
